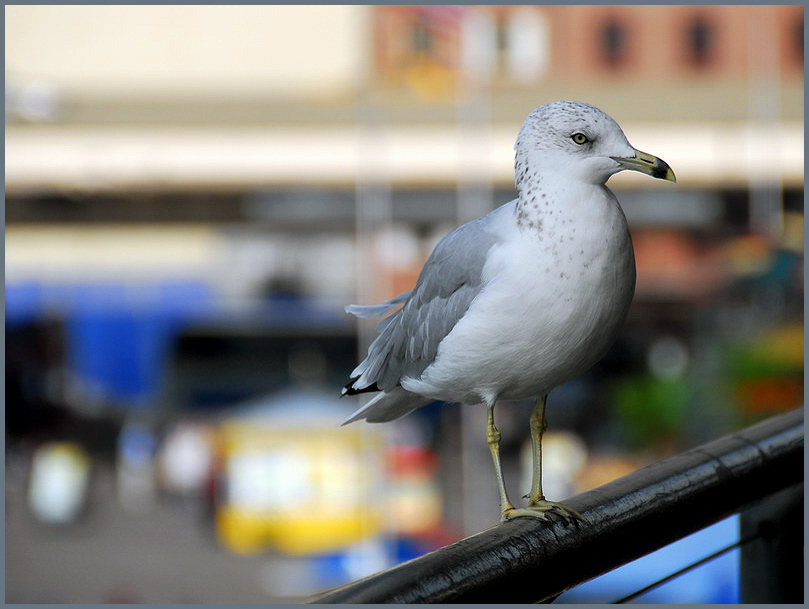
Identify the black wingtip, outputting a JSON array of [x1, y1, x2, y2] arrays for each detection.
[[342, 378, 380, 397]]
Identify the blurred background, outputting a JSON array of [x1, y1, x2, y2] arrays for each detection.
[[5, 5, 803, 604]]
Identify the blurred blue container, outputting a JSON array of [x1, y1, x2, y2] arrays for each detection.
[[7, 280, 216, 408]]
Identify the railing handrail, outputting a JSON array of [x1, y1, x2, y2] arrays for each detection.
[[310, 407, 803, 604]]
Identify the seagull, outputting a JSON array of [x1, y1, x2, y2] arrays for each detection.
[[342, 101, 675, 523]]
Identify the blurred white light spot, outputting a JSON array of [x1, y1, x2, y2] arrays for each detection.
[[375, 225, 420, 270], [27, 442, 91, 524], [159, 424, 213, 496], [19, 81, 62, 122], [228, 450, 313, 511], [521, 431, 588, 500], [647, 336, 689, 380]]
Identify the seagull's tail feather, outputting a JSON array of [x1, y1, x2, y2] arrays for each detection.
[[345, 290, 411, 319], [341, 386, 432, 426]]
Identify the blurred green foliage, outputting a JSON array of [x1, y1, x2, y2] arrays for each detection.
[[612, 376, 692, 449]]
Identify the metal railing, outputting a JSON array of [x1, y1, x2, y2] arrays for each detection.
[[310, 407, 803, 604]]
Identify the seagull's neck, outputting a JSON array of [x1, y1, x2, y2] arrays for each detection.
[[513, 153, 564, 232], [513, 152, 611, 234]]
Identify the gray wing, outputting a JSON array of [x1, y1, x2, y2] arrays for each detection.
[[346, 203, 510, 394]]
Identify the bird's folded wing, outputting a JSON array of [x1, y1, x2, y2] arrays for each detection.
[[347, 203, 510, 393]]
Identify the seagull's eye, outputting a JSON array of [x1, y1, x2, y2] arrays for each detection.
[[571, 133, 589, 145]]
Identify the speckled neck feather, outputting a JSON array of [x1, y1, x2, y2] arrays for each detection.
[[514, 152, 547, 233]]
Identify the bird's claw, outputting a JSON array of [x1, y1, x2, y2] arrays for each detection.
[[502, 500, 588, 525]]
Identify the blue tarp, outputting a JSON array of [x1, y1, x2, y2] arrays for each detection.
[[6, 281, 216, 408]]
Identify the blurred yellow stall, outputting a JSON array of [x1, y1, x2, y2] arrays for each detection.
[[214, 418, 384, 556]]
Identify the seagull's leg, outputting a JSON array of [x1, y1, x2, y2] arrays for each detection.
[[505, 395, 588, 524], [528, 393, 549, 504], [485, 402, 515, 519]]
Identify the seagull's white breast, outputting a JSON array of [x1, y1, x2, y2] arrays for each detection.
[[402, 184, 636, 405]]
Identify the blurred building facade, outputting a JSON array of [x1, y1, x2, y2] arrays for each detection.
[[6, 5, 803, 190], [4, 5, 803, 603]]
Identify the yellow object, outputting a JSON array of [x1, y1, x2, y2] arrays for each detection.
[[758, 322, 804, 368], [402, 55, 456, 101], [215, 420, 384, 556], [217, 506, 382, 556]]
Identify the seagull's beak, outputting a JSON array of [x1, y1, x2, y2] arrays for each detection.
[[611, 149, 676, 183]]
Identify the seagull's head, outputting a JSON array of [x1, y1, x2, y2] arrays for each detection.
[[515, 101, 676, 186]]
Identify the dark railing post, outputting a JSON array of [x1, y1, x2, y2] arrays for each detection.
[[309, 407, 803, 604], [740, 482, 804, 603]]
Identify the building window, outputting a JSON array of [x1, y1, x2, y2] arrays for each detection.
[[505, 7, 550, 82], [495, 14, 509, 55], [685, 15, 715, 68], [599, 18, 628, 68], [411, 17, 432, 54]]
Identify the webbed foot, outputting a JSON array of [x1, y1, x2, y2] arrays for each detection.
[[502, 500, 588, 525]]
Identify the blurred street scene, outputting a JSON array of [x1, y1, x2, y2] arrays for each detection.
[[5, 5, 803, 603]]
